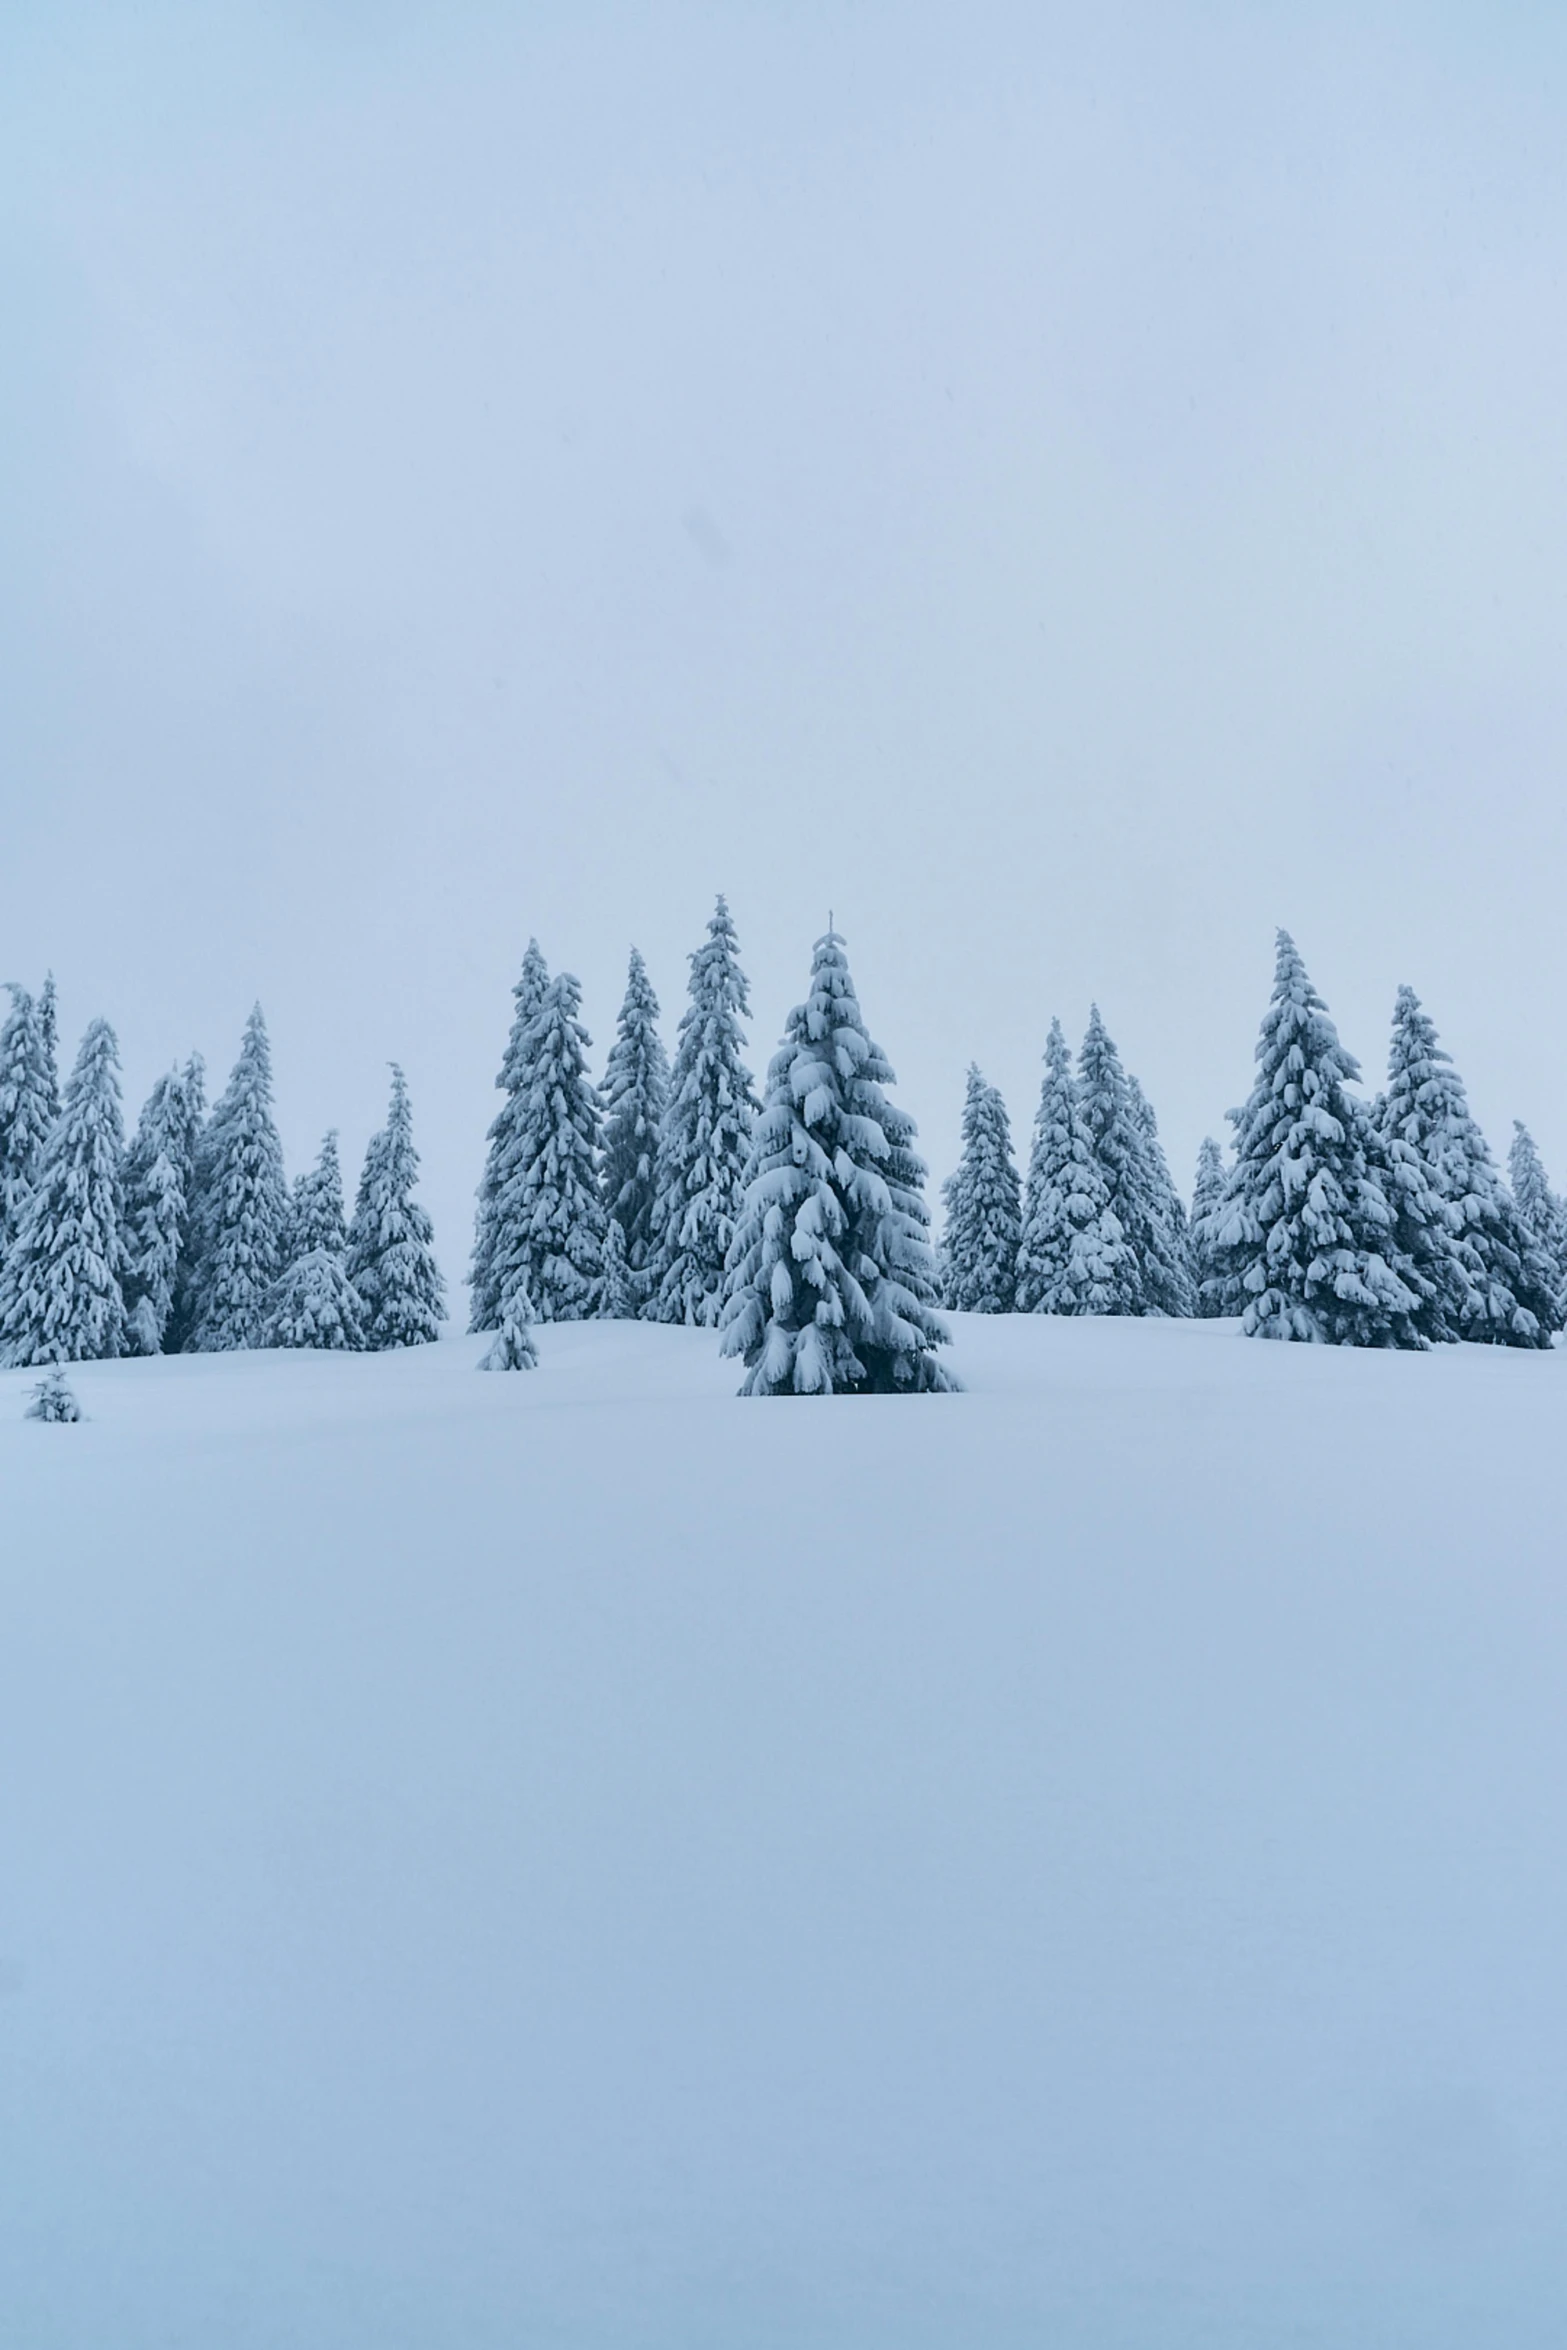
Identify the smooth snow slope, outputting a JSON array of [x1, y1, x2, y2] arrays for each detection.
[[2, 1319, 1565, 2349]]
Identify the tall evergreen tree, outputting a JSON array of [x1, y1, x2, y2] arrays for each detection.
[[720, 929, 954, 1395], [1508, 1122, 1567, 1311], [1187, 1136, 1231, 1318], [600, 947, 670, 1310], [0, 1018, 127, 1365], [1378, 987, 1556, 1346], [1016, 1019, 1133, 1314], [1219, 935, 1425, 1346], [486, 972, 605, 1322], [160, 1054, 209, 1356], [184, 1007, 288, 1351], [0, 984, 61, 1254], [1075, 1010, 1192, 1315], [599, 1212, 634, 1319], [470, 939, 550, 1332], [346, 1066, 446, 1349], [264, 1130, 365, 1351], [122, 1062, 200, 1356], [649, 897, 760, 1327], [287, 1129, 350, 1260], [940, 1066, 1023, 1313]]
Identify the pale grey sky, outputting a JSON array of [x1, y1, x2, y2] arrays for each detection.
[[6, 3, 1567, 1271]]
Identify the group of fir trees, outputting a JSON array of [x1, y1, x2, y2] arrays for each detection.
[[942, 1007, 1193, 1318], [0, 989, 443, 1367], [1185, 936, 1565, 1348], [470, 908, 954, 1393]]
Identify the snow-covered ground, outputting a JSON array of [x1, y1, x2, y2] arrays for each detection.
[[3, 1317, 1565, 2348]]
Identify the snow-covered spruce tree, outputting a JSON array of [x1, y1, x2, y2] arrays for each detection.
[[599, 1213, 633, 1318], [1187, 1136, 1232, 1318], [0, 984, 60, 1253], [478, 1272, 539, 1371], [940, 1066, 1022, 1312], [184, 1007, 288, 1352], [470, 939, 550, 1332], [1508, 1123, 1567, 1311], [26, 1367, 82, 1422], [1378, 987, 1556, 1346], [1015, 1019, 1133, 1313], [121, 1062, 200, 1355], [719, 929, 955, 1395], [600, 947, 669, 1311], [649, 896, 760, 1328], [486, 972, 605, 1322], [1220, 935, 1425, 1346], [1075, 1010, 1193, 1315], [346, 1066, 446, 1349], [265, 1132, 363, 1351], [159, 1055, 209, 1355], [0, 1018, 127, 1365]]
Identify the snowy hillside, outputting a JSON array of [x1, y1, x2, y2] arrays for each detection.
[[4, 1318, 1566, 2347]]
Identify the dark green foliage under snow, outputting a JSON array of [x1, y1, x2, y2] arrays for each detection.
[[0, 1018, 128, 1366], [121, 1060, 201, 1356], [1187, 1137, 1230, 1316], [183, 1008, 288, 1352], [600, 947, 669, 1311], [478, 1272, 539, 1370], [347, 1067, 446, 1349], [1075, 1009, 1194, 1316], [482, 972, 605, 1323], [1016, 1019, 1132, 1315], [720, 930, 954, 1395], [649, 897, 759, 1328], [0, 982, 60, 1253], [470, 939, 550, 1333], [1507, 1122, 1567, 1316], [265, 1132, 363, 1351], [940, 1066, 1023, 1313]]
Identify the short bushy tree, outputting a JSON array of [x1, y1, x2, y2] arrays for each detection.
[[720, 928, 955, 1395], [649, 897, 760, 1327], [347, 1066, 446, 1349], [471, 939, 550, 1332], [940, 1065, 1022, 1312], [478, 1273, 539, 1371], [600, 947, 669, 1310], [1221, 935, 1426, 1345], [0, 1018, 128, 1365], [1016, 1019, 1133, 1314], [26, 1368, 82, 1422]]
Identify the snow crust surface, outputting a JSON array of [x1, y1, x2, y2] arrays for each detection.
[[3, 1318, 1565, 2346]]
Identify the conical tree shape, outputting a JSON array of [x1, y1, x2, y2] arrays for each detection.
[[1125, 1072, 1195, 1315], [185, 1007, 288, 1351], [347, 1066, 446, 1349], [122, 1062, 200, 1356], [479, 1272, 539, 1370], [1016, 1019, 1133, 1314], [599, 1212, 634, 1318], [160, 1054, 209, 1356], [470, 939, 550, 1331], [1075, 1009, 1191, 1315], [720, 929, 955, 1395], [940, 1066, 1022, 1313], [1187, 1136, 1231, 1318], [287, 1130, 349, 1261], [487, 972, 605, 1322], [26, 1367, 82, 1422], [1508, 1123, 1567, 1314], [267, 1132, 363, 1351], [1222, 935, 1424, 1346], [1378, 987, 1556, 1346], [0, 984, 59, 1254], [649, 896, 760, 1327], [0, 1018, 127, 1365], [600, 947, 670, 1310]]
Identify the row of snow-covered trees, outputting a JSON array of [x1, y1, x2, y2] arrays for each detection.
[[0, 988, 444, 1366], [470, 904, 954, 1391], [942, 931, 1567, 1348]]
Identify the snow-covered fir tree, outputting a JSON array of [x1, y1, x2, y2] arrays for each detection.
[[264, 1131, 363, 1351], [649, 897, 760, 1327], [346, 1066, 446, 1349], [484, 972, 605, 1322], [470, 939, 550, 1332], [1075, 1010, 1193, 1315], [1187, 1136, 1231, 1318], [1377, 987, 1556, 1347], [184, 1007, 288, 1351], [0, 1017, 127, 1365], [1218, 935, 1425, 1346], [478, 1272, 539, 1370], [1508, 1122, 1567, 1311], [0, 984, 60, 1254], [1015, 1019, 1133, 1314], [599, 1212, 633, 1318], [121, 1062, 200, 1356], [26, 1367, 82, 1422], [940, 1066, 1022, 1313], [600, 947, 669, 1310], [159, 1055, 209, 1355], [719, 928, 954, 1395]]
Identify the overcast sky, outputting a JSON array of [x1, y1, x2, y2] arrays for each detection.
[[5, 2, 1567, 1275]]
